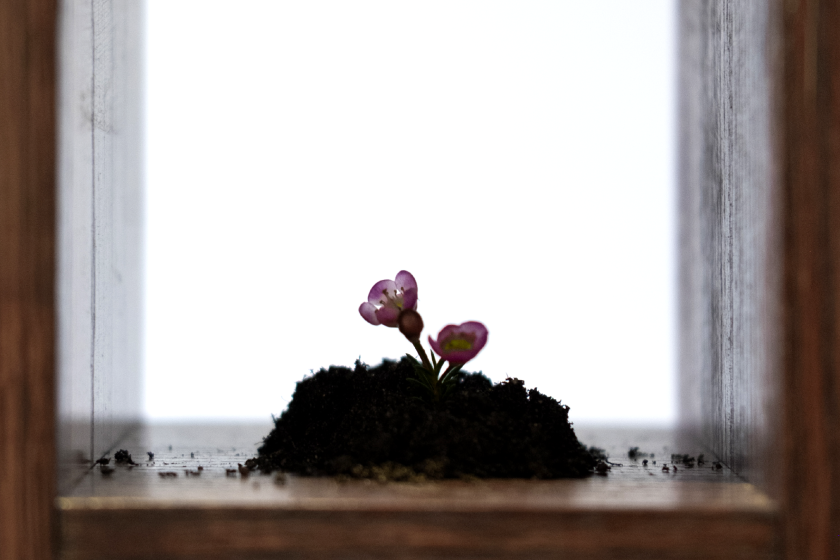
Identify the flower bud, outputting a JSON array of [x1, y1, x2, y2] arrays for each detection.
[[398, 309, 424, 342]]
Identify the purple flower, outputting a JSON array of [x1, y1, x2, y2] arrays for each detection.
[[428, 321, 488, 364], [359, 270, 418, 328]]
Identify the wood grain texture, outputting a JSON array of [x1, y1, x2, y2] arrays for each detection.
[[780, 0, 840, 558], [61, 508, 776, 560], [0, 1, 57, 559], [57, 0, 96, 496], [56, 0, 144, 494], [59, 424, 778, 560], [62, 424, 752, 499], [676, 1, 782, 494], [679, 1, 840, 558]]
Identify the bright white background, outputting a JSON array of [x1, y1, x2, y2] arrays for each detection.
[[144, 0, 676, 424]]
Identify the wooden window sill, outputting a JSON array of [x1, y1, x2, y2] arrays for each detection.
[[59, 424, 778, 560]]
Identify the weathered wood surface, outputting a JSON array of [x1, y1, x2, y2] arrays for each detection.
[[63, 424, 750, 498], [60, 508, 777, 560], [677, 0, 782, 494], [780, 1, 840, 559], [0, 1, 57, 559], [56, 0, 144, 495], [60, 424, 778, 560], [679, 1, 840, 559]]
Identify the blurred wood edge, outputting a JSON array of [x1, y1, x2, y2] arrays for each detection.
[[780, 1, 840, 559], [56, 423, 780, 559], [58, 498, 778, 560], [0, 1, 58, 560]]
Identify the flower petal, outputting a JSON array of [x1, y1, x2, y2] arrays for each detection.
[[428, 334, 444, 356], [402, 287, 418, 310], [368, 279, 397, 305], [429, 321, 488, 364], [458, 321, 489, 350], [395, 270, 417, 293], [375, 305, 400, 328], [359, 302, 380, 325], [434, 323, 461, 344]]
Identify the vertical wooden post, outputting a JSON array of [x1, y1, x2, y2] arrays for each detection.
[[676, 0, 782, 494], [781, 1, 840, 558], [679, 1, 840, 558], [0, 1, 57, 559], [56, 0, 144, 494]]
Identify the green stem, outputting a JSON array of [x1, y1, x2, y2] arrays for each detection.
[[411, 340, 434, 371], [439, 363, 456, 383]]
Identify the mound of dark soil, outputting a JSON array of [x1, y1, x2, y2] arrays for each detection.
[[254, 357, 597, 479]]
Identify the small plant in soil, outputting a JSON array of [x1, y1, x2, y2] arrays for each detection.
[[359, 270, 488, 402], [254, 270, 598, 479]]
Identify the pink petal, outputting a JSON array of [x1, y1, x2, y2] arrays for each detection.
[[429, 321, 489, 364], [359, 302, 380, 325], [375, 305, 400, 328], [428, 334, 444, 357], [368, 279, 397, 305], [459, 321, 489, 349], [438, 349, 478, 364], [395, 270, 417, 293], [402, 287, 418, 310], [434, 323, 462, 343]]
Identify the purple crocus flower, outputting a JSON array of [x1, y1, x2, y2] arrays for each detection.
[[359, 270, 418, 328], [428, 321, 488, 364]]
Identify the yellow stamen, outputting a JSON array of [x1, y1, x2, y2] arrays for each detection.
[[443, 338, 473, 352]]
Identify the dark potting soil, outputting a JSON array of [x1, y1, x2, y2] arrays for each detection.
[[254, 357, 598, 479]]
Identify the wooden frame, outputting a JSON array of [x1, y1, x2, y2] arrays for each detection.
[[0, 1, 57, 559], [779, 1, 840, 556], [54, 0, 145, 496], [1, 1, 838, 558]]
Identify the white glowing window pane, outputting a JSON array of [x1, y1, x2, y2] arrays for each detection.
[[144, 0, 676, 423]]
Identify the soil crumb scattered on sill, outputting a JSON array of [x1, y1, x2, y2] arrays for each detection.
[[254, 358, 597, 480], [114, 449, 137, 465]]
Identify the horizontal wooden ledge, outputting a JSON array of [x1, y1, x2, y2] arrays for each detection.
[[60, 503, 778, 560], [58, 477, 775, 512], [58, 423, 779, 559]]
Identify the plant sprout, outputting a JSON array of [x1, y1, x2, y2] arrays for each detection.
[[359, 270, 488, 401]]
